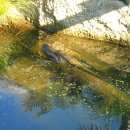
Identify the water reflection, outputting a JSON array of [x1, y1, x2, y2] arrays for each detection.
[[0, 79, 124, 130], [0, 27, 130, 130]]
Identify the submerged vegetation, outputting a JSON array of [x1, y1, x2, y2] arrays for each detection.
[[0, 16, 37, 74], [0, 0, 39, 73]]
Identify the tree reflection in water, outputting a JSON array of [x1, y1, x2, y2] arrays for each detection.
[[21, 67, 130, 130]]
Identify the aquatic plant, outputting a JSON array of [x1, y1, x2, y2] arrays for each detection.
[[0, 18, 38, 74], [20, 66, 130, 118]]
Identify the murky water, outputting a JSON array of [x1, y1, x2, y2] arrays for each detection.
[[0, 27, 130, 130]]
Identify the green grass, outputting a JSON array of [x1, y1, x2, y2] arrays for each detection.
[[0, 0, 39, 28], [0, 0, 12, 15], [13, 0, 39, 28]]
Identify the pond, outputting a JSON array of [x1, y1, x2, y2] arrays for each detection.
[[0, 83, 122, 130], [0, 26, 130, 130]]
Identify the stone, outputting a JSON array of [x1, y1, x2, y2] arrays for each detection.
[[38, 0, 130, 46]]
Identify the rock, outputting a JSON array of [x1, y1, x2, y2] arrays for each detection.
[[38, 0, 130, 46]]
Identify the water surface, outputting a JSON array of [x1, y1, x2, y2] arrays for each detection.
[[0, 29, 130, 130]]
